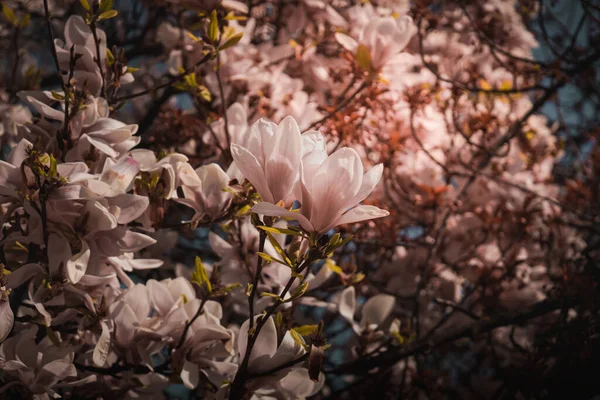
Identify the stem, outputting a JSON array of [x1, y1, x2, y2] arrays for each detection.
[[175, 297, 207, 350], [248, 231, 267, 331], [9, 27, 21, 99], [307, 81, 368, 130], [113, 53, 213, 102], [329, 297, 571, 376], [90, 19, 106, 98], [229, 259, 311, 399], [216, 52, 232, 151], [43, 0, 63, 82]]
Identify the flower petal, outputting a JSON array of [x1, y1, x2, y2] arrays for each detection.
[[238, 315, 278, 371], [231, 143, 274, 203], [251, 202, 314, 232], [0, 300, 14, 342], [325, 205, 389, 232], [360, 294, 395, 331], [338, 286, 356, 325]]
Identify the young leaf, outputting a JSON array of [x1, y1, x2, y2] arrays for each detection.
[[287, 282, 309, 302], [290, 329, 307, 348], [209, 10, 219, 43], [257, 225, 302, 237], [264, 231, 293, 267], [220, 32, 243, 51], [260, 292, 283, 301], [257, 252, 289, 267], [106, 48, 115, 65], [191, 256, 212, 294], [80, 0, 91, 11], [99, 0, 114, 12], [97, 9, 118, 21], [19, 13, 30, 28], [2, 5, 18, 26], [292, 324, 318, 336]]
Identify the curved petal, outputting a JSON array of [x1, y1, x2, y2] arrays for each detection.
[[264, 116, 302, 203], [0, 300, 14, 342], [309, 148, 364, 232], [67, 239, 91, 284], [147, 279, 174, 316], [6, 263, 44, 289], [251, 202, 314, 232], [181, 360, 199, 389], [335, 32, 358, 53], [238, 315, 278, 371], [351, 164, 384, 206], [92, 320, 111, 367], [324, 205, 389, 232], [110, 194, 149, 224], [359, 294, 395, 331], [338, 286, 356, 325], [231, 144, 274, 203]]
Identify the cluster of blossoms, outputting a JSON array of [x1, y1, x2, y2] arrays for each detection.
[[0, 2, 394, 398], [0, 0, 597, 398]]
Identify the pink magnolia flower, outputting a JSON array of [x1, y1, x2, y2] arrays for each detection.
[[253, 146, 389, 234], [231, 116, 302, 205], [176, 163, 233, 219], [237, 315, 306, 374], [337, 286, 395, 334], [0, 326, 90, 397], [54, 16, 133, 96], [335, 15, 415, 71]]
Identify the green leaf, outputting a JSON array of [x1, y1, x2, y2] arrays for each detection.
[[290, 329, 307, 347], [80, 0, 91, 11], [257, 225, 302, 237], [51, 91, 65, 100], [2, 5, 18, 26], [235, 204, 252, 217], [196, 84, 212, 102], [208, 10, 219, 43], [287, 282, 309, 302], [356, 43, 371, 72], [257, 252, 289, 267], [97, 9, 118, 21], [99, 0, 114, 12], [106, 48, 115, 66], [325, 258, 343, 275], [191, 256, 212, 294], [260, 292, 283, 301], [19, 13, 30, 28], [219, 32, 243, 51], [48, 154, 58, 179], [292, 324, 318, 336], [264, 231, 293, 267]]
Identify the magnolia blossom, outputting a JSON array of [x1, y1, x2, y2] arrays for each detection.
[[336, 15, 415, 70], [177, 163, 233, 219], [231, 116, 302, 205], [54, 16, 133, 96], [231, 315, 323, 396], [253, 141, 389, 234], [0, 327, 92, 398], [338, 286, 396, 334]]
